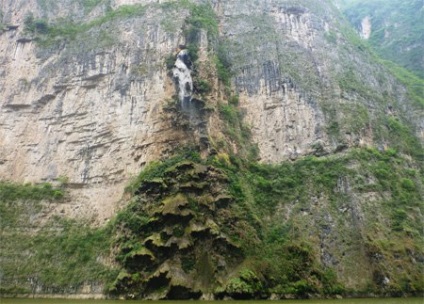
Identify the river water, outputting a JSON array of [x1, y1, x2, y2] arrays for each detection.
[[0, 298, 422, 304]]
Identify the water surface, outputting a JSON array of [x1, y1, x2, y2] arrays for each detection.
[[1, 298, 423, 304]]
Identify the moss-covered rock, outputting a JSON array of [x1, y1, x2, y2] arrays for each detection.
[[111, 155, 251, 299]]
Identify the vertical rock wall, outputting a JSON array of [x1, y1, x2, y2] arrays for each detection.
[[0, 2, 192, 222], [0, 0, 422, 223]]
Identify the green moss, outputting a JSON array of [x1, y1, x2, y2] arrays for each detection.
[[25, 4, 147, 47], [110, 151, 252, 297], [383, 61, 424, 108], [125, 147, 201, 194], [184, 2, 218, 39], [162, 194, 189, 215], [214, 53, 232, 87], [3, 145, 422, 297], [224, 268, 263, 298], [181, 254, 196, 273], [0, 217, 115, 294], [383, 116, 423, 157], [0, 182, 64, 202], [194, 78, 212, 95], [217, 102, 258, 160], [342, 0, 424, 79], [115, 143, 423, 298]]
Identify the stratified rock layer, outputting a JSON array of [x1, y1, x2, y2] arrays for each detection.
[[1, 0, 422, 222]]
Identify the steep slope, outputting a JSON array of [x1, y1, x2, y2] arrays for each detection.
[[334, 0, 424, 79], [0, 0, 423, 299]]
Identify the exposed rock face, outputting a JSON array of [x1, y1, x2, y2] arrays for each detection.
[[215, 0, 422, 162], [335, 0, 424, 78], [1, 0, 423, 299], [0, 1, 194, 222], [1, 0, 422, 220], [360, 16, 371, 39], [111, 160, 248, 299]]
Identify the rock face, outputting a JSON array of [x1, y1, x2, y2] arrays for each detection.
[[215, 0, 422, 162], [336, 0, 424, 79], [0, 0, 194, 222], [110, 160, 249, 299], [1, 0, 422, 221], [0, 0, 423, 298], [2, 0, 422, 223]]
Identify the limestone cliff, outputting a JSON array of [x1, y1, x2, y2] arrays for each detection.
[[335, 0, 424, 79], [0, 0, 423, 299], [1, 0, 422, 222], [1, 0, 195, 223]]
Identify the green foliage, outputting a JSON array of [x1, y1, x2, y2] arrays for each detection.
[[213, 41, 233, 87], [115, 207, 150, 233], [400, 178, 415, 191], [338, 67, 382, 101], [342, 0, 424, 79], [219, 103, 239, 126], [185, 2, 218, 39], [165, 53, 176, 70], [0, 182, 64, 230], [320, 102, 342, 139], [0, 182, 63, 202], [338, 19, 372, 52], [186, 44, 199, 63], [24, 14, 49, 34], [215, 54, 232, 86], [259, 240, 328, 296], [381, 60, 424, 107], [217, 102, 257, 160], [391, 208, 408, 232], [182, 1, 232, 88], [385, 116, 423, 157], [0, 286, 31, 296], [3, 145, 422, 297], [182, 0, 218, 54], [323, 64, 422, 157], [125, 147, 201, 194], [242, 147, 422, 296], [321, 269, 346, 295], [228, 94, 239, 106], [0, 216, 115, 294], [24, 4, 147, 46], [194, 78, 212, 95], [0, 180, 115, 294], [244, 155, 349, 216], [31, 220, 114, 287], [214, 150, 424, 296], [224, 268, 263, 298]]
